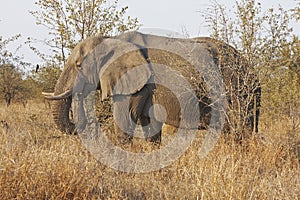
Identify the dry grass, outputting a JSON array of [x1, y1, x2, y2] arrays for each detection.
[[0, 102, 299, 199]]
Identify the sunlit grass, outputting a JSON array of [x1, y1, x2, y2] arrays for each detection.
[[0, 102, 299, 199]]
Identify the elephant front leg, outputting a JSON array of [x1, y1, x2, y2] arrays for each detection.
[[72, 93, 87, 133], [113, 95, 136, 145]]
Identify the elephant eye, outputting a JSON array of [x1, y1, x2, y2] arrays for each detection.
[[76, 64, 82, 69]]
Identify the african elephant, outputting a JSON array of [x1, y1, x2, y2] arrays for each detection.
[[44, 31, 260, 143]]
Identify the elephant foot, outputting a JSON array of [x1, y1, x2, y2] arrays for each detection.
[[113, 122, 134, 146], [116, 134, 133, 146], [75, 118, 87, 133], [146, 132, 161, 145]]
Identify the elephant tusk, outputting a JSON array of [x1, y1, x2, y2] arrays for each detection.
[[43, 90, 72, 100], [42, 92, 54, 96]]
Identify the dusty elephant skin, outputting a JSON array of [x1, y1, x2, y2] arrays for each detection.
[[43, 36, 105, 134], [44, 31, 261, 143]]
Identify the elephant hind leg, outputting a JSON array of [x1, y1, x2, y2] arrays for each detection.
[[140, 116, 162, 144]]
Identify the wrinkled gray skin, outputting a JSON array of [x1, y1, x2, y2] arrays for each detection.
[[46, 36, 104, 134], [44, 31, 260, 143]]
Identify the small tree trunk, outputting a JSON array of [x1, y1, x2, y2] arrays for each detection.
[[253, 95, 257, 133], [5, 97, 11, 106]]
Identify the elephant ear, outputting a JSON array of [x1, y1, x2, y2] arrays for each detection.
[[100, 48, 151, 100], [100, 50, 151, 99]]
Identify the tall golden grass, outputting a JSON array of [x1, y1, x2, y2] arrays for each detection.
[[0, 102, 299, 199]]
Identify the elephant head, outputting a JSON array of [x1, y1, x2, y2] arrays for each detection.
[[43, 36, 104, 133]]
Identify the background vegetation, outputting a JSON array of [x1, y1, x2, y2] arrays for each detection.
[[0, 0, 299, 199]]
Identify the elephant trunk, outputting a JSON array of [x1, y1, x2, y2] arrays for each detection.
[[51, 97, 75, 134]]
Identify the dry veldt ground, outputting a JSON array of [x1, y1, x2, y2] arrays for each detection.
[[0, 102, 299, 199]]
